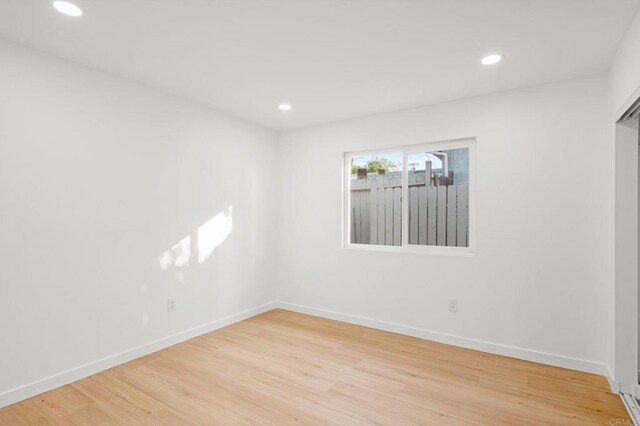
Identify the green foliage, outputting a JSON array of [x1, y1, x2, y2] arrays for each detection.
[[351, 157, 399, 174]]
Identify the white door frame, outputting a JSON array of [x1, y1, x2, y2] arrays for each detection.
[[614, 86, 640, 395]]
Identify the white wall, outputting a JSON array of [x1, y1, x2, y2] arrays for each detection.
[[277, 75, 611, 371], [0, 39, 278, 404], [611, 11, 640, 117]]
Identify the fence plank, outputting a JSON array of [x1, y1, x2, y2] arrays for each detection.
[[350, 191, 356, 244], [456, 186, 468, 247], [437, 186, 447, 246], [427, 187, 437, 245], [418, 187, 427, 245], [385, 188, 394, 245], [393, 187, 402, 246], [370, 187, 378, 244], [447, 186, 457, 246], [354, 190, 362, 243], [409, 187, 418, 244], [362, 189, 370, 244], [378, 188, 386, 245]]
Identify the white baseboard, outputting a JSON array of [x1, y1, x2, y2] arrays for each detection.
[[277, 301, 613, 383], [2, 299, 617, 409], [609, 366, 622, 394], [0, 301, 278, 409]]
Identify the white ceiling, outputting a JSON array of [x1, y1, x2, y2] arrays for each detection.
[[1, 0, 639, 130]]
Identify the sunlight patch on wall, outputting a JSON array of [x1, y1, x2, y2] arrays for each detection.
[[198, 206, 233, 264], [141, 313, 149, 328], [155, 206, 233, 271], [157, 235, 191, 270]]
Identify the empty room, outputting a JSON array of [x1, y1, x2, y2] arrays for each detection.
[[3, 0, 640, 424]]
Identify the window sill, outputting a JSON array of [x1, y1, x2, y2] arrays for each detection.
[[342, 243, 474, 257]]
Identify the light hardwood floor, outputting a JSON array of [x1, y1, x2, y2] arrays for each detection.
[[0, 309, 630, 425]]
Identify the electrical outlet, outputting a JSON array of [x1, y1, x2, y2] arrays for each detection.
[[167, 298, 176, 312], [448, 298, 458, 312]]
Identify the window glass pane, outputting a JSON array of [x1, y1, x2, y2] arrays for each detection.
[[406, 147, 469, 247], [349, 152, 403, 246]]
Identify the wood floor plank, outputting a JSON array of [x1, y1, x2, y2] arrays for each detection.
[[0, 309, 630, 425]]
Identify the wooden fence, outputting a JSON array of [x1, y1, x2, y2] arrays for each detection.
[[350, 175, 468, 247]]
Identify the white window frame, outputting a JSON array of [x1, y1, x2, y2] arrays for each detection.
[[342, 137, 476, 256]]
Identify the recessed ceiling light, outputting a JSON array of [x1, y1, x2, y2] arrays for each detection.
[[278, 103, 292, 112], [53, 1, 83, 17], [481, 54, 502, 65]]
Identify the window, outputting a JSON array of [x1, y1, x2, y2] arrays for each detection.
[[344, 138, 474, 254]]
